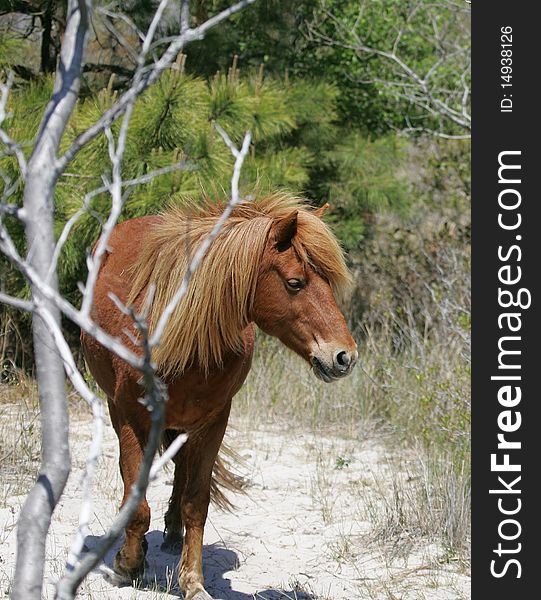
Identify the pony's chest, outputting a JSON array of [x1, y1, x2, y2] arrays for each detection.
[[164, 340, 254, 430]]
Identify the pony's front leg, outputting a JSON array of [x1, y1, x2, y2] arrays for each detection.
[[178, 408, 230, 600], [179, 494, 210, 600]]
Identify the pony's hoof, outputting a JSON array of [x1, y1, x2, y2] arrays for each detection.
[[161, 530, 183, 553], [112, 550, 146, 586], [103, 566, 132, 588]]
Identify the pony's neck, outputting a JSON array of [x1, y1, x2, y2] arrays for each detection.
[[147, 216, 271, 377]]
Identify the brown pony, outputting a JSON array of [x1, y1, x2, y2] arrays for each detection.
[[81, 192, 358, 600]]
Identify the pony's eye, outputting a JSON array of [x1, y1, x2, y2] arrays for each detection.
[[286, 278, 305, 291]]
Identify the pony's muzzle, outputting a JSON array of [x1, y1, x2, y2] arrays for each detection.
[[333, 349, 358, 374], [310, 348, 358, 382]]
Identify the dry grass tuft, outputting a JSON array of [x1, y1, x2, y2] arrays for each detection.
[[0, 372, 41, 506]]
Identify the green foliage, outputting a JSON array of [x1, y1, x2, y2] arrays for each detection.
[[324, 134, 408, 249], [182, 0, 315, 76]]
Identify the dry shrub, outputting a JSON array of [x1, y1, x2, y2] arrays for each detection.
[[349, 207, 470, 557]]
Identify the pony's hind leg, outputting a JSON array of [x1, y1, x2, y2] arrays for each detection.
[[162, 433, 185, 552], [112, 420, 151, 583]]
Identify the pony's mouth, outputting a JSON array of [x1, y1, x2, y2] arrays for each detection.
[[310, 356, 339, 383]]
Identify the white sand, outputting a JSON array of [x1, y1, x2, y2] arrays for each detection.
[[0, 409, 470, 599]]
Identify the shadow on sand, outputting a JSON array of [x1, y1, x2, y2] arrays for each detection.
[[84, 530, 317, 600]]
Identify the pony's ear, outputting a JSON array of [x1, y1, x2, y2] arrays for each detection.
[[314, 203, 330, 218], [273, 210, 298, 250]]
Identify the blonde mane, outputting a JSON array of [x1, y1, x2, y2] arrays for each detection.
[[127, 192, 351, 377]]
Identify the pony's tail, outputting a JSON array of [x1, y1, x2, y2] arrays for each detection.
[[210, 442, 248, 511], [161, 430, 248, 512]]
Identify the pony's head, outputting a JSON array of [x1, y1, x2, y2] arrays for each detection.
[[252, 205, 358, 382], [128, 193, 358, 380]]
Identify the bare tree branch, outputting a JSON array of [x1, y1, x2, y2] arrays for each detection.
[[0, 201, 22, 218], [0, 223, 144, 367], [55, 127, 251, 596], [180, 0, 190, 34], [97, 9, 141, 65], [0, 291, 34, 311], [30, 302, 105, 574], [307, 0, 470, 138], [55, 305, 171, 600]]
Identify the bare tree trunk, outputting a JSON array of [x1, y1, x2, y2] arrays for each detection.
[[11, 3, 91, 598], [12, 172, 70, 599]]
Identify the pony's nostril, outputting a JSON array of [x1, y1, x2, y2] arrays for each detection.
[[334, 350, 351, 370]]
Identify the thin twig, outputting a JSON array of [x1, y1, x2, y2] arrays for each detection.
[[0, 72, 28, 176]]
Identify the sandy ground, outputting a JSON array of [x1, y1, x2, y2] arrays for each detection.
[[0, 407, 470, 599]]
